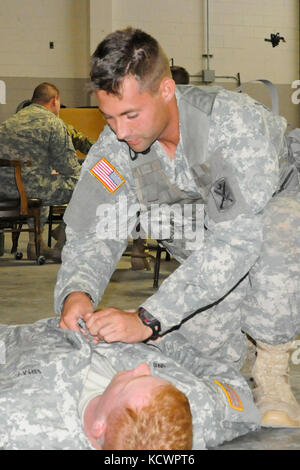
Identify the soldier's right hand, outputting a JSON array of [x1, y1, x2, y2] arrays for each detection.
[[59, 291, 94, 331]]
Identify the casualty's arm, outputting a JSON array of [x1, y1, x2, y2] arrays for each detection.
[[64, 121, 95, 155]]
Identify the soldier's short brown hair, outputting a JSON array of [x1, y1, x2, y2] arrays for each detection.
[[90, 27, 171, 96]]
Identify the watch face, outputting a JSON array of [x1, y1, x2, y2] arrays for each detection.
[[138, 308, 161, 339], [138, 308, 150, 324]]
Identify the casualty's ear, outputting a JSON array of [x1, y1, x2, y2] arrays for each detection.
[[160, 77, 176, 103], [92, 420, 107, 438]]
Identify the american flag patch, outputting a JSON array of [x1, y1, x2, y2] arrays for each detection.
[[90, 158, 125, 193]]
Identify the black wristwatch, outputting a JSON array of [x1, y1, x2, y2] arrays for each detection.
[[138, 307, 161, 340]]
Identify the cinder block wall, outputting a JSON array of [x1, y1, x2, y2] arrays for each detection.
[[107, 0, 300, 127], [1, 0, 299, 127], [0, 0, 90, 122]]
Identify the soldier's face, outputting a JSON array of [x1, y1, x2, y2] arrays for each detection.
[[95, 75, 173, 153], [99, 362, 170, 416], [51, 95, 61, 116]]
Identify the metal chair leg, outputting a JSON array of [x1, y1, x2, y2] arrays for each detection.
[[48, 206, 53, 247], [153, 244, 163, 289]]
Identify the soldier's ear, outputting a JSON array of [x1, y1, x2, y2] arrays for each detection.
[[159, 77, 176, 103]]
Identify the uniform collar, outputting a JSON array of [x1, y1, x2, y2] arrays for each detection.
[[175, 85, 217, 167]]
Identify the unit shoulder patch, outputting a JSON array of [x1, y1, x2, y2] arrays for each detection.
[[214, 380, 243, 411], [210, 177, 235, 211], [90, 158, 125, 193]]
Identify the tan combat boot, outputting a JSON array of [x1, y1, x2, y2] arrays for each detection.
[[252, 340, 300, 427]]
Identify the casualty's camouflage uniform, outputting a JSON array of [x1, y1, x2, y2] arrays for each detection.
[[0, 318, 92, 450], [54, 85, 300, 365], [0, 318, 260, 450], [0, 104, 81, 215]]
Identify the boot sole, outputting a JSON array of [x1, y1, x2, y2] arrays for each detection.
[[261, 410, 300, 428]]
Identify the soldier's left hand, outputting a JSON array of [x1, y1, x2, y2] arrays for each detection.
[[83, 307, 152, 344]]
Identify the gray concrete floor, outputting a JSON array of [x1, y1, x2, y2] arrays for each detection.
[[0, 229, 300, 450]]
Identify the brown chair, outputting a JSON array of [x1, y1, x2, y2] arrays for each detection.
[[47, 205, 66, 247], [59, 107, 106, 158], [0, 158, 45, 264]]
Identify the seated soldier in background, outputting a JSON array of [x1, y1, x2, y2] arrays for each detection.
[[15, 100, 96, 249], [0, 82, 82, 261], [170, 65, 190, 84], [16, 100, 95, 157]]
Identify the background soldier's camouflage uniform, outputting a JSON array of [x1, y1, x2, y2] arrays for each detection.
[[64, 122, 95, 156], [0, 103, 82, 222], [54, 85, 300, 366]]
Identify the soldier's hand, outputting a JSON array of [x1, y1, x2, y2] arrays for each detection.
[[83, 307, 152, 344], [59, 291, 94, 332]]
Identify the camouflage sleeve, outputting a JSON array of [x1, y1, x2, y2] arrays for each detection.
[[48, 118, 82, 178], [54, 226, 127, 313], [143, 213, 264, 332], [54, 127, 139, 314], [142, 90, 286, 333], [65, 122, 95, 155]]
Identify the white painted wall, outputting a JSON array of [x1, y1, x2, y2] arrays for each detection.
[[208, 0, 299, 85], [90, 0, 112, 54], [111, 0, 203, 78], [0, 0, 298, 84], [0, 0, 90, 78], [108, 0, 299, 85], [0, 0, 299, 123]]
